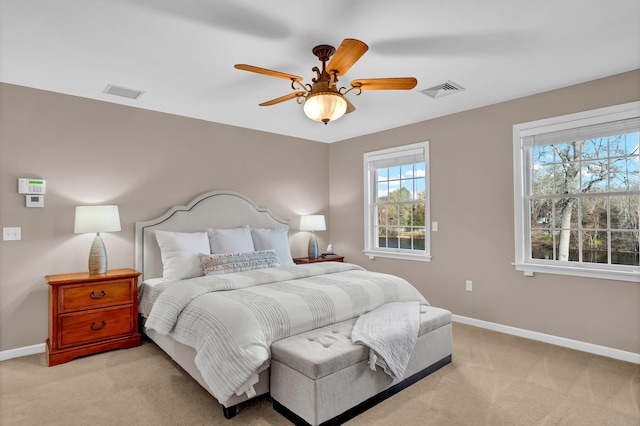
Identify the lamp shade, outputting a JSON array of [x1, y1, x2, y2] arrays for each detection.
[[303, 92, 347, 124], [74, 205, 121, 234], [300, 215, 326, 232]]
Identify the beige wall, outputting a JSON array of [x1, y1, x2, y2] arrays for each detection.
[[1, 71, 639, 355], [0, 83, 330, 351], [329, 70, 640, 354]]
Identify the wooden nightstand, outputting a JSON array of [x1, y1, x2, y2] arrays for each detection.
[[45, 268, 141, 366], [293, 256, 345, 264]]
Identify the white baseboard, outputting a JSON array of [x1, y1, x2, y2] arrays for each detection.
[[452, 314, 640, 364], [0, 343, 45, 362]]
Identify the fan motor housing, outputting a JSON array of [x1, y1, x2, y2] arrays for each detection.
[[312, 45, 336, 62]]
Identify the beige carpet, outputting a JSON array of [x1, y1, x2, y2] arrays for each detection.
[[1, 323, 638, 426]]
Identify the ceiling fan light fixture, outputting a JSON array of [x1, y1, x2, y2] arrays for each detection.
[[235, 39, 415, 124], [303, 92, 347, 125]]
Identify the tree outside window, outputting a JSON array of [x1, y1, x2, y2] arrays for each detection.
[[530, 134, 639, 266]]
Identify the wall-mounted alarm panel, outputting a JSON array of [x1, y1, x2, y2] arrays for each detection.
[[18, 178, 46, 194]]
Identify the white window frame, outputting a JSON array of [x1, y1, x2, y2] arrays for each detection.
[[513, 101, 640, 282], [363, 141, 431, 261]]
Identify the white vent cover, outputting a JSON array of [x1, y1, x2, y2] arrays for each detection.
[[103, 84, 144, 100], [420, 80, 465, 99]]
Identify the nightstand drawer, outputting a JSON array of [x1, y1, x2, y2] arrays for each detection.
[[59, 306, 134, 347], [60, 279, 134, 312]]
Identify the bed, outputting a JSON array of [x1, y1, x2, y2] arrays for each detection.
[[135, 190, 451, 422]]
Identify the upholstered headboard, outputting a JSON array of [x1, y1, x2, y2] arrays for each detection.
[[135, 190, 289, 281]]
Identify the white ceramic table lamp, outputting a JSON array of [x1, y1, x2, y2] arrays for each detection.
[[74, 205, 121, 274]]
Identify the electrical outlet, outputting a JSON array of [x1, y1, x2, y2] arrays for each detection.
[[3, 227, 21, 241], [465, 280, 472, 291]]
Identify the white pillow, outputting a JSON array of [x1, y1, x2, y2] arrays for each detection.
[[208, 225, 255, 254], [155, 230, 210, 280], [250, 227, 294, 266], [200, 250, 280, 275]]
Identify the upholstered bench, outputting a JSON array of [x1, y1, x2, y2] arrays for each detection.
[[270, 306, 452, 426]]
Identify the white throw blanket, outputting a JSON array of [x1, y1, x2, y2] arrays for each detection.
[[351, 301, 421, 381]]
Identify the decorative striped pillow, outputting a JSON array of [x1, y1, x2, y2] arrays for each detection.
[[200, 250, 280, 275]]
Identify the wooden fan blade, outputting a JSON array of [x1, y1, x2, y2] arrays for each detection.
[[350, 77, 418, 90], [326, 39, 368, 76], [259, 92, 305, 106], [345, 97, 356, 114], [235, 64, 303, 81]]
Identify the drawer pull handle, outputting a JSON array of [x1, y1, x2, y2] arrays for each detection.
[[90, 290, 106, 299], [90, 321, 107, 330]]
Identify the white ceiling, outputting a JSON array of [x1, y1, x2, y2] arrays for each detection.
[[1, 0, 639, 143]]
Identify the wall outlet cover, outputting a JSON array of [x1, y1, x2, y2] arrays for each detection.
[[3, 227, 21, 241]]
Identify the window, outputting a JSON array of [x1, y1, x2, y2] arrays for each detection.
[[513, 102, 640, 282], [363, 142, 430, 261]]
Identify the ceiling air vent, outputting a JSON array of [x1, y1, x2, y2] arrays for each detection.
[[103, 84, 144, 100], [420, 80, 465, 99]]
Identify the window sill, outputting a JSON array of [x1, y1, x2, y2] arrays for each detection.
[[513, 262, 640, 283], [363, 250, 432, 262]]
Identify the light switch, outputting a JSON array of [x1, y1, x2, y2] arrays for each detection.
[[431, 222, 438, 232], [3, 227, 21, 241]]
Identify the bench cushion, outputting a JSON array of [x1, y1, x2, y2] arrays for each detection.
[[271, 306, 451, 380], [272, 318, 363, 379]]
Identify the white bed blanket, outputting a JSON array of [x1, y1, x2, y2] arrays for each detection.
[[351, 301, 421, 380], [144, 262, 428, 404]]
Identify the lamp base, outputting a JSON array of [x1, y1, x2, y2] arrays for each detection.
[[308, 232, 319, 259], [88, 233, 108, 274]]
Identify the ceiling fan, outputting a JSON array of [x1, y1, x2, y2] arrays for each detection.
[[234, 38, 417, 125]]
